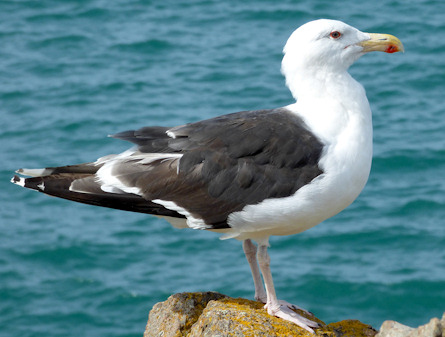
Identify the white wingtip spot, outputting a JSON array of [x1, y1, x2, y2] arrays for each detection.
[[37, 182, 45, 191], [11, 176, 25, 187]]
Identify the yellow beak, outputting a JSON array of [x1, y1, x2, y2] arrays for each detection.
[[359, 33, 404, 53]]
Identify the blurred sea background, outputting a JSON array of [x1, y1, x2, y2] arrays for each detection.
[[1, 1, 444, 336]]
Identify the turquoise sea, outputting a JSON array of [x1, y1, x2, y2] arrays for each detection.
[[1, 1, 444, 336]]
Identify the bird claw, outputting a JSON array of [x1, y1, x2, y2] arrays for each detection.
[[277, 299, 314, 316], [262, 299, 314, 316], [265, 302, 320, 333]]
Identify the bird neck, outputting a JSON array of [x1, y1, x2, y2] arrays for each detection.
[[286, 65, 352, 99], [286, 68, 372, 144]]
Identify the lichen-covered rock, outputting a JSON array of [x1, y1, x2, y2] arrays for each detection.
[[144, 292, 228, 337], [328, 320, 378, 337], [376, 312, 445, 337], [188, 296, 321, 337], [144, 292, 377, 337]]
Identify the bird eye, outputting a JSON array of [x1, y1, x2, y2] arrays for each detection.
[[330, 31, 342, 39]]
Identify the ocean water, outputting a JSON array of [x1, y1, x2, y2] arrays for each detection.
[[1, 1, 444, 336]]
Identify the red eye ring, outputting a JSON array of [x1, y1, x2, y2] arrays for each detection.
[[330, 31, 342, 39]]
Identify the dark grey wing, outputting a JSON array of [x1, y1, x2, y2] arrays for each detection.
[[111, 108, 324, 229]]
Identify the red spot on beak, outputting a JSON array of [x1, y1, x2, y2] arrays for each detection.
[[385, 45, 398, 53]]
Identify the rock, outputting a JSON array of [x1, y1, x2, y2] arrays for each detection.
[[376, 321, 416, 337], [144, 291, 227, 337], [144, 291, 377, 337], [328, 320, 379, 337], [376, 312, 445, 337]]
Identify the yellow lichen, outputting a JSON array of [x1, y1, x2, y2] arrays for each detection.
[[326, 319, 377, 337], [211, 296, 327, 336]]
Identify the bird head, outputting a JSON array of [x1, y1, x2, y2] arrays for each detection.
[[281, 19, 404, 98]]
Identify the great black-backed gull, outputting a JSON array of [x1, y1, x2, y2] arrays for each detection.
[[12, 19, 403, 332]]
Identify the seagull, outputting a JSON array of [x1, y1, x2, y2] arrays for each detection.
[[12, 19, 403, 332]]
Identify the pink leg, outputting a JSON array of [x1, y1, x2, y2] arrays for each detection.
[[243, 239, 267, 302], [256, 243, 320, 333]]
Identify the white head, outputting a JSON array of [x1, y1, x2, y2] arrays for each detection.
[[282, 19, 404, 99]]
